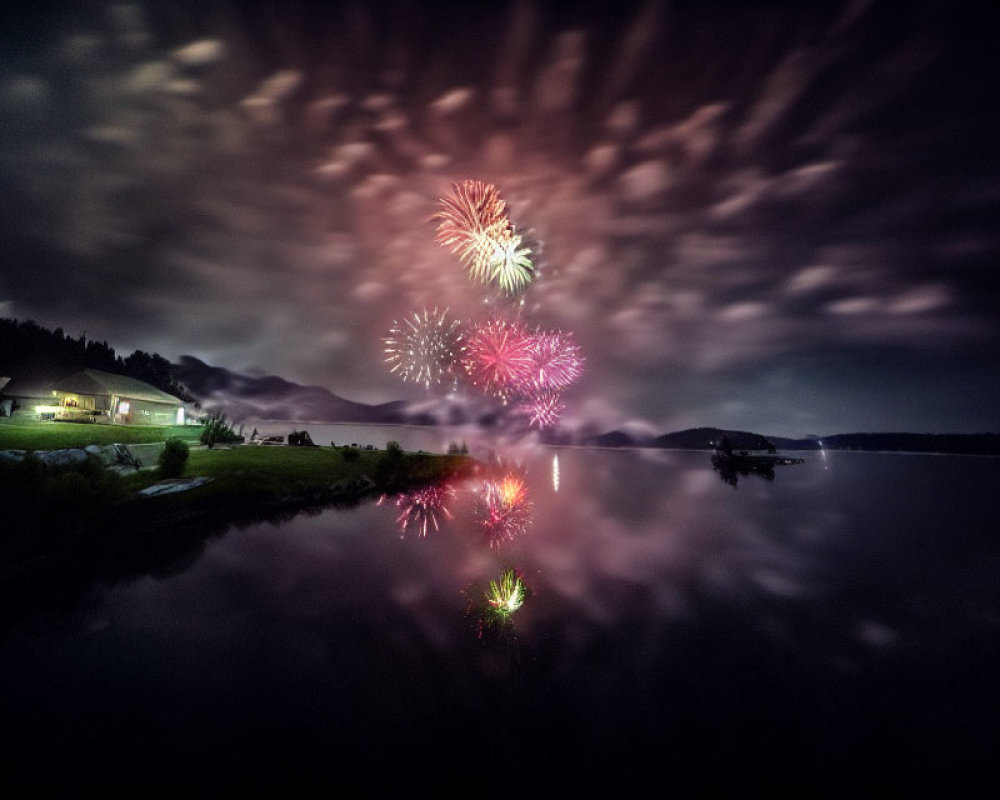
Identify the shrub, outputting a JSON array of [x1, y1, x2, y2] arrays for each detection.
[[200, 412, 241, 448], [158, 437, 189, 479], [385, 440, 403, 457], [340, 446, 360, 462]]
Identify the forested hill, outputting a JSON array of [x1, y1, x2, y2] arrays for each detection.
[[794, 432, 1000, 456], [565, 426, 1000, 456], [0, 318, 195, 403]]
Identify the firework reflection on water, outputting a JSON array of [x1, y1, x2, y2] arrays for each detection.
[[475, 471, 533, 549], [379, 482, 456, 538]]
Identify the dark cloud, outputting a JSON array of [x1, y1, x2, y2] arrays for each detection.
[[1, 0, 997, 435]]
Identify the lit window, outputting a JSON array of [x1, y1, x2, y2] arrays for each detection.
[[119, 401, 130, 414]]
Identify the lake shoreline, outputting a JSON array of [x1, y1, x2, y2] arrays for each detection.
[[233, 419, 1000, 457], [1, 443, 479, 571]]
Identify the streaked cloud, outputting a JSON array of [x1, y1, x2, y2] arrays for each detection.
[[0, 0, 995, 438]]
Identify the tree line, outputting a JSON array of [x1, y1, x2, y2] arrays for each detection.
[[0, 317, 196, 403]]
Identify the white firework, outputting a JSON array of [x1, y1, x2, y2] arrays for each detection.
[[383, 307, 466, 389]]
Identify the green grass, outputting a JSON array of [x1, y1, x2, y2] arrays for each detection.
[[184, 446, 470, 494], [121, 446, 374, 495], [2, 443, 477, 564], [0, 418, 202, 450], [117, 445, 477, 521]]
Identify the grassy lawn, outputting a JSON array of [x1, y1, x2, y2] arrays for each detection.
[[121, 445, 383, 493], [1, 441, 477, 564], [0, 418, 202, 450], [0, 416, 474, 503], [117, 444, 477, 518], [124, 445, 473, 503]]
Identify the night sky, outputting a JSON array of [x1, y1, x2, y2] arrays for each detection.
[[1, 0, 997, 438]]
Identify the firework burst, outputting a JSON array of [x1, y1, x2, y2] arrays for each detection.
[[528, 329, 584, 391], [432, 179, 508, 263], [520, 388, 565, 429], [461, 231, 506, 285], [462, 316, 535, 400], [485, 230, 534, 296], [432, 179, 534, 295], [383, 307, 466, 389]]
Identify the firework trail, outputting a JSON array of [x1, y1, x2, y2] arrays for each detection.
[[383, 307, 466, 389], [462, 316, 536, 401]]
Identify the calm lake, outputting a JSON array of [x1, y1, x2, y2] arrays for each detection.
[[2, 426, 998, 792]]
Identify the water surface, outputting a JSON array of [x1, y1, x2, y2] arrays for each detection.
[[1, 444, 997, 791]]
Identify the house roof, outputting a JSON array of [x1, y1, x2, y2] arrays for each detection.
[[53, 368, 182, 405], [0, 374, 56, 398]]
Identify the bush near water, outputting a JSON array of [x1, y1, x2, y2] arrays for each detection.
[[158, 437, 190, 479]]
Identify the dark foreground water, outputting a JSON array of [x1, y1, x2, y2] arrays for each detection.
[[2, 443, 998, 792]]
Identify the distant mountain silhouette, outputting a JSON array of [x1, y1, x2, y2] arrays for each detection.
[[580, 430, 642, 448], [571, 426, 999, 456], [641, 428, 998, 455], [797, 432, 1000, 456], [172, 356, 412, 424], [651, 427, 776, 451], [170, 358, 1000, 456]]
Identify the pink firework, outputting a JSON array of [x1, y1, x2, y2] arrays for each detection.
[[521, 389, 565, 428], [528, 329, 584, 391], [462, 317, 536, 400]]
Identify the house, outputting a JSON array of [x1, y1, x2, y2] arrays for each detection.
[[50, 368, 185, 425], [0, 374, 60, 418]]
